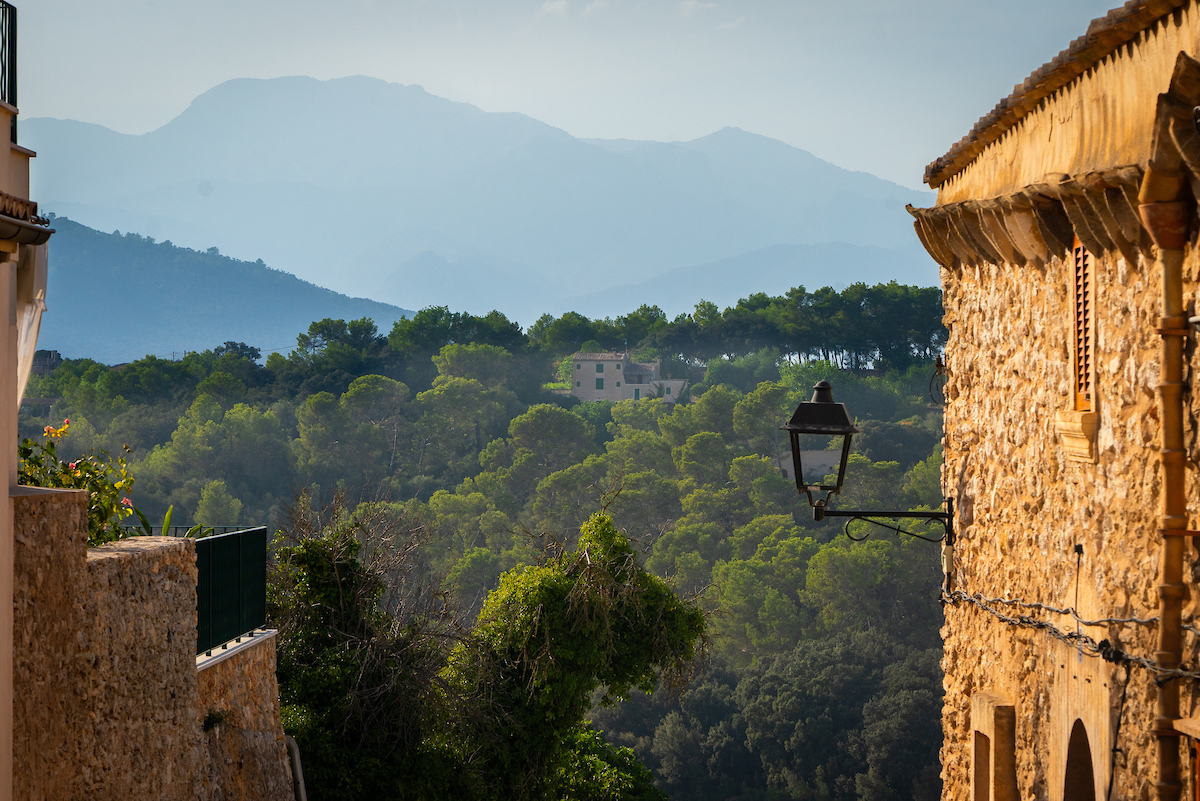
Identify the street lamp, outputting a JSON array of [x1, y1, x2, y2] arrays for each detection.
[[781, 381, 859, 510], [782, 381, 954, 549]]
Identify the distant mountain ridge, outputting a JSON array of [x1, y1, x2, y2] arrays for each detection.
[[24, 76, 936, 324], [41, 216, 411, 364], [559, 242, 937, 319]]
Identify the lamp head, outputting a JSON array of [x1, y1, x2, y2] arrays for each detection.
[[781, 381, 860, 509]]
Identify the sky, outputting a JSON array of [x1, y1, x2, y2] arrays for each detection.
[[26, 0, 1119, 190]]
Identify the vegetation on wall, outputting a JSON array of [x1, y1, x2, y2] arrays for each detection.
[[17, 418, 137, 545]]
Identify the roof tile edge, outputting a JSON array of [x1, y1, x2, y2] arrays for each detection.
[[924, 0, 1189, 189]]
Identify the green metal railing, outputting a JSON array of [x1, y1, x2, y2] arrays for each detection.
[[196, 526, 267, 655], [122, 525, 251, 538], [1, 2, 15, 144]]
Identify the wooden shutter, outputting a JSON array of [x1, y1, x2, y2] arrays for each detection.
[[1072, 238, 1094, 412]]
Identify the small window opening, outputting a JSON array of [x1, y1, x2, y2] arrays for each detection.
[[596, 378, 604, 390], [1072, 238, 1094, 412]]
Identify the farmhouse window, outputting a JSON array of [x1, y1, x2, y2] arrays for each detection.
[[597, 364, 604, 372], [634, 388, 640, 400], [596, 378, 604, 390], [1072, 238, 1094, 413]]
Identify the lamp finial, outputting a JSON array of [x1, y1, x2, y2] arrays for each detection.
[[811, 381, 834, 404]]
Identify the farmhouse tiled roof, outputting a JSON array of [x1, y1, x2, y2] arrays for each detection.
[[573, 352, 626, 360], [925, 0, 1190, 188]]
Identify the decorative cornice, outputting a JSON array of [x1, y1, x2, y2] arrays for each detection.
[[908, 166, 1146, 269]]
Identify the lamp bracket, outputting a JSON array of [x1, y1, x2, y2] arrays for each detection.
[[813, 500, 955, 546]]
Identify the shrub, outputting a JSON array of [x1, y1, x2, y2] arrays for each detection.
[[18, 419, 135, 545]]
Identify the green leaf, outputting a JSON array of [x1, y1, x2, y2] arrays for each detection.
[[133, 506, 152, 536]]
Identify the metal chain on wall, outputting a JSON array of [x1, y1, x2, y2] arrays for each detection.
[[943, 589, 1200, 682]]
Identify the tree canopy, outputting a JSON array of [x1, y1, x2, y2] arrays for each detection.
[[23, 279, 948, 799]]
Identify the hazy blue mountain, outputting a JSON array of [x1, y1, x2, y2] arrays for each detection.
[[40, 216, 410, 364], [24, 76, 935, 324], [560, 241, 939, 319], [375, 250, 558, 316]]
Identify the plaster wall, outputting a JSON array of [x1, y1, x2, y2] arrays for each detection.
[[937, 239, 1200, 801], [936, 4, 1200, 204]]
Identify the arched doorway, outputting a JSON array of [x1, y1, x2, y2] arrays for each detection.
[[1063, 719, 1096, 801]]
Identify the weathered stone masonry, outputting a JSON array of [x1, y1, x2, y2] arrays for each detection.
[[10, 488, 292, 800], [198, 633, 294, 801], [909, 3, 1200, 801]]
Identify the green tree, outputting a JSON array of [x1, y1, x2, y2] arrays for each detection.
[[673, 432, 731, 488], [194, 478, 243, 526], [272, 496, 452, 800], [440, 513, 706, 800], [340, 375, 411, 474], [508, 404, 594, 475], [733, 380, 793, 463], [411, 377, 518, 485], [558, 726, 666, 801], [432, 343, 513, 388]]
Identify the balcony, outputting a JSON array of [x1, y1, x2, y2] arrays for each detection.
[[0, 2, 49, 245]]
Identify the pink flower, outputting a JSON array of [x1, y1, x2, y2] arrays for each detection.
[[120, 498, 132, 507], [62, 418, 69, 425], [67, 462, 76, 470]]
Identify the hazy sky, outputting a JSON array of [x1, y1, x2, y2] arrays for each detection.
[[26, 0, 1117, 189]]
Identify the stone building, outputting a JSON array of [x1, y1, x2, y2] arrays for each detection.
[[570, 351, 688, 403], [908, 3, 1200, 800]]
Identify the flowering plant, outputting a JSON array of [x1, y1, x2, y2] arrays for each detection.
[[18, 419, 136, 546]]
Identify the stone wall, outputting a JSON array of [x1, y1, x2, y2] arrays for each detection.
[[10, 492, 293, 801], [197, 633, 294, 800], [79, 536, 205, 799], [938, 241, 1195, 801], [12, 487, 87, 801]]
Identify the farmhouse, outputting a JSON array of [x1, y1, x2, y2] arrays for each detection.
[[570, 351, 688, 403], [909, 2, 1200, 800]]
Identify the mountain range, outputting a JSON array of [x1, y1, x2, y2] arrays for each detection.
[[24, 76, 936, 326]]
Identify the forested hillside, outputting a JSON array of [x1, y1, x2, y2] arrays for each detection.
[[40, 216, 411, 362], [21, 281, 946, 800]]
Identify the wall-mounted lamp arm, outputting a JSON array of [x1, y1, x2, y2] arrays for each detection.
[[813, 499, 955, 546]]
